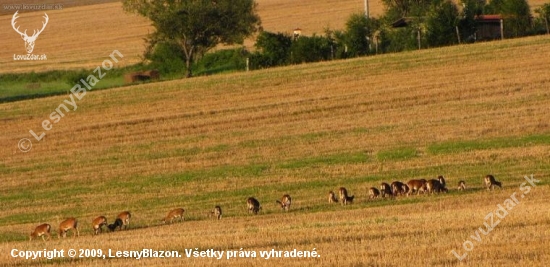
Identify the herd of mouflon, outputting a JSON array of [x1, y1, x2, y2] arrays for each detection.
[[28, 175, 502, 241]]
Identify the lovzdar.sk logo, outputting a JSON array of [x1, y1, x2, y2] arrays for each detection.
[[11, 11, 49, 58]]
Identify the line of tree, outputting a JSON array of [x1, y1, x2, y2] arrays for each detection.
[[251, 0, 549, 70], [123, 0, 550, 77]]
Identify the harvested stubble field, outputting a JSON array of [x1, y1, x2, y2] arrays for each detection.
[[0, 0, 385, 74], [1, 0, 547, 74], [2, 0, 549, 74], [1, 33, 550, 266]]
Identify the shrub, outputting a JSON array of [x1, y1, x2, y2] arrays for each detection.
[[290, 35, 332, 64], [486, 0, 532, 38], [146, 42, 186, 75], [65, 69, 89, 86], [194, 48, 248, 75], [253, 31, 292, 68], [341, 13, 377, 57], [425, 0, 460, 47]]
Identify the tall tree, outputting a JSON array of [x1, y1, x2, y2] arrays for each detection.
[[123, 0, 261, 77], [485, 0, 532, 38], [535, 3, 550, 34], [289, 35, 332, 64], [501, 0, 531, 37], [253, 31, 292, 67], [457, 0, 484, 43], [425, 0, 459, 47], [382, 0, 434, 20], [341, 14, 379, 57]]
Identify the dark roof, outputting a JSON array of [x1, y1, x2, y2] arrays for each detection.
[[391, 17, 414, 28], [475, 15, 502, 22], [391, 17, 428, 28]]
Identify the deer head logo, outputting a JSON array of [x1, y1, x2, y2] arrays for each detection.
[[11, 11, 49, 54]]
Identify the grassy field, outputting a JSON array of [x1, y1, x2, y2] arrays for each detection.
[[1, 32, 550, 266]]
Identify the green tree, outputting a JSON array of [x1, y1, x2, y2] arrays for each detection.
[[253, 31, 292, 67], [502, 0, 531, 37], [123, 0, 261, 78], [194, 48, 248, 75], [485, 0, 532, 38], [382, 0, 434, 20], [290, 35, 332, 64], [343, 14, 369, 57], [458, 0, 484, 42], [380, 0, 440, 52], [425, 0, 459, 47], [535, 3, 550, 34], [147, 42, 186, 74], [484, 0, 503, 14], [326, 29, 348, 59], [340, 14, 380, 57]]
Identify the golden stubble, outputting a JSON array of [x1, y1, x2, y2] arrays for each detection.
[[1, 29, 550, 267]]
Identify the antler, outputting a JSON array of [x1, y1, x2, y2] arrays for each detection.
[[11, 11, 27, 37], [31, 13, 49, 38], [11, 11, 49, 39]]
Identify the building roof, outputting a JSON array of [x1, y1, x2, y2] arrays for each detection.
[[391, 17, 414, 28], [475, 15, 502, 22]]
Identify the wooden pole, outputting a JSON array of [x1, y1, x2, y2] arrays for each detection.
[[417, 29, 421, 49], [500, 19, 504, 40], [455, 26, 461, 44], [364, 0, 369, 18]]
